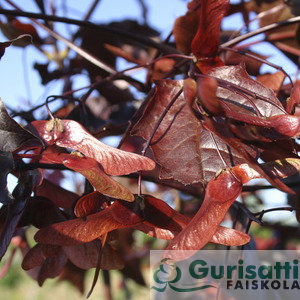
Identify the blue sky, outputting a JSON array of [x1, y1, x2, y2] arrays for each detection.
[[0, 0, 297, 110], [0, 0, 187, 111]]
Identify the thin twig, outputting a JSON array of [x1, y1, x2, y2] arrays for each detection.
[[220, 46, 293, 86], [243, 181, 300, 191], [83, 0, 101, 21], [228, 3, 287, 41], [45, 96, 54, 119], [253, 206, 300, 216], [5, 0, 117, 75], [222, 15, 300, 48], [233, 201, 263, 225], [0, 8, 180, 55], [16, 162, 69, 171]]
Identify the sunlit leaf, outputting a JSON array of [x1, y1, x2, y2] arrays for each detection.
[[29, 119, 155, 175]]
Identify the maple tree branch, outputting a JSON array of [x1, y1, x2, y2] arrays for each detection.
[[220, 46, 293, 86], [10, 96, 76, 118], [243, 181, 300, 191], [221, 15, 300, 48], [83, 0, 102, 21], [228, 3, 287, 41], [12, 71, 147, 120], [137, 0, 149, 25], [93, 122, 129, 139], [14, 160, 300, 194], [253, 206, 300, 216], [0, 8, 180, 55], [4, 0, 117, 75], [232, 201, 263, 225], [242, 219, 253, 241], [15, 162, 69, 171]]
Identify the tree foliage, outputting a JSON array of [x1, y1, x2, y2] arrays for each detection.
[[0, 0, 300, 297]]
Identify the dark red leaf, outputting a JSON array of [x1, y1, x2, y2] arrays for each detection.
[[22, 244, 45, 270], [74, 191, 107, 218], [0, 99, 41, 153], [110, 199, 144, 225], [197, 77, 223, 114], [63, 240, 100, 270], [0, 177, 33, 260], [0, 151, 14, 205], [63, 241, 124, 270], [59, 261, 86, 294], [208, 64, 286, 118], [224, 50, 268, 76], [34, 207, 127, 246], [150, 58, 176, 81], [35, 179, 78, 209], [142, 195, 188, 231], [34, 195, 185, 246], [256, 71, 285, 94], [287, 81, 300, 114], [132, 79, 244, 184], [183, 78, 197, 107], [19, 196, 66, 228], [258, 159, 300, 180], [259, 140, 298, 162], [38, 248, 67, 286], [40, 244, 61, 258], [61, 154, 135, 202], [29, 119, 155, 175], [165, 160, 300, 259], [173, 10, 199, 54], [202, 116, 294, 193], [196, 57, 225, 74], [191, 0, 229, 59], [100, 243, 125, 270]]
